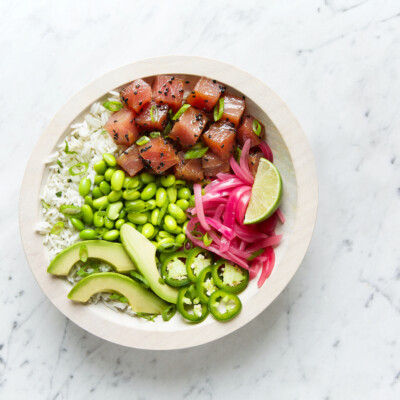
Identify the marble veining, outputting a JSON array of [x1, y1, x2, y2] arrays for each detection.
[[1, 0, 400, 398]]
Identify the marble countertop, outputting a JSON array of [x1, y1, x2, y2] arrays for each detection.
[[1, 0, 400, 398]]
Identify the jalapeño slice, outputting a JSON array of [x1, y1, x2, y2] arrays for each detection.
[[161, 251, 189, 287], [208, 290, 242, 321], [196, 265, 218, 304], [211, 260, 249, 294], [177, 285, 209, 323], [186, 247, 214, 283]]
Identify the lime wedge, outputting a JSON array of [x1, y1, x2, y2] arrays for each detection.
[[244, 158, 282, 225]]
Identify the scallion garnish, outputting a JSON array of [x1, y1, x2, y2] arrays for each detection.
[[213, 98, 224, 121], [150, 105, 158, 123], [172, 104, 191, 120], [162, 305, 176, 321], [191, 230, 203, 239], [57, 160, 63, 168], [103, 101, 123, 112], [69, 162, 89, 176], [234, 147, 242, 163], [164, 122, 172, 136], [247, 249, 264, 261], [149, 131, 161, 138], [203, 232, 213, 247], [252, 119, 262, 136], [60, 205, 81, 215], [184, 147, 209, 160], [79, 244, 88, 263], [130, 271, 150, 289], [64, 140, 77, 154], [77, 268, 89, 277], [50, 221, 64, 235], [56, 191, 62, 197], [136, 313, 157, 322], [136, 136, 150, 146], [41, 200, 50, 210]]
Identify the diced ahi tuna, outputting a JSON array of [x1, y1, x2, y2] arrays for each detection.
[[202, 121, 236, 160], [138, 137, 180, 173], [169, 107, 208, 148], [201, 151, 226, 169], [117, 144, 144, 176], [237, 114, 263, 148], [186, 77, 225, 112], [152, 75, 184, 112], [203, 164, 230, 177], [135, 102, 169, 132], [104, 108, 140, 147], [248, 151, 263, 176], [220, 94, 245, 127], [121, 79, 152, 113], [174, 152, 204, 182]]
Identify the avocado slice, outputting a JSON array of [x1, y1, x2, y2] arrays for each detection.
[[48, 240, 135, 276], [68, 272, 168, 314], [120, 224, 179, 304]]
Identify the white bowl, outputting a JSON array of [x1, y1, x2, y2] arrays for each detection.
[[19, 56, 318, 350]]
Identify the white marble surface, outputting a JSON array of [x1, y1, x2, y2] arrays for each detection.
[[1, 0, 400, 398]]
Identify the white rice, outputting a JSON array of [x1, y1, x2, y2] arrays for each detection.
[[37, 92, 140, 318]]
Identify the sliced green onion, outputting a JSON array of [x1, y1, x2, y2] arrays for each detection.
[[247, 249, 264, 261], [119, 296, 128, 303], [77, 268, 89, 277], [235, 147, 242, 163], [60, 205, 81, 215], [136, 136, 150, 146], [64, 140, 77, 154], [213, 98, 224, 121], [69, 162, 88, 176], [50, 221, 64, 235], [150, 105, 158, 123], [109, 294, 121, 300], [252, 119, 262, 136], [103, 101, 123, 112], [136, 312, 157, 322], [56, 191, 62, 197], [164, 122, 172, 136], [191, 230, 203, 239], [203, 232, 212, 247], [149, 131, 161, 138], [57, 160, 63, 168], [41, 200, 50, 210], [130, 271, 150, 289], [184, 147, 209, 160], [162, 305, 176, 321], [172, 104, 191, 120], [79, 244, 88, 263]]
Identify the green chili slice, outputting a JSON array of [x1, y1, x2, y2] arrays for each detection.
[[177, 285, 209, 323], [103, 101, 123, 112], [186, 247, 214, 283], [213, 98, 224, 121], [136, 136, 150, 146], [172, 104, 191, 120], [252, 119, 262, 136], [184, 147, 209, 160], [195, 266, 218, 304], [208, 290, 242, 321], [162, 304, 177, 321], [69, 162, 89, 176], [161, 251, 189, 287], [211, 260, 249, 294]]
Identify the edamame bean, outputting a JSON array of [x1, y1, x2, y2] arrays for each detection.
[[104, 167, 115, 181], [141, 183, 157, 201], [125, 199, 146, 212], [177, 187, 191, 200], [176, 233, 186, 245], [99, 181, 111, 195], [94, 160, 107, 175], [70, 217, 84, 231], [79, 229, 98, 240], [107, 201, 123, 220], [84, 195, 93, 206], [136, 224, 143, 233], [127, 213, 148, 225], [81, 204, 94, 225], [158, 230, 173, 239], [142, 223, 155, 239], [115, 219, 125, 230], [111, 170, 125, 191], [119, 209, 126, 219], [167, 187, 177, 203], [163, 224, 182, 235], [157, 237, 175, 251], [104, 216, 114, 229], [93, 212, 104, 228], [140, 172, 156, 184], [182, 220, 189, 233], [151, 209, 160, 226], [103, 153, 116, 167], [168, 204, 186, 221], [79, 178, 91, 196], [108, 190, 122, 203], [125, 222, 136, 229], [103, 229, 119, 241], [123, 189, 140, 201], [160, 174, 176, 187], [94, 175, 104, 185], [92, 196, 108, 210], [95, 227, 109, 238], [189, 194, 195, 207], [156, 188, 167, 207], [176, 199, 189, 211], [145, 199, 156, 210], [92, 187, 102, 199], [123, 176, 141, 190], [150, 226, 159, 240], [157, 199, 169, 225], [164, 215, 177, 231]]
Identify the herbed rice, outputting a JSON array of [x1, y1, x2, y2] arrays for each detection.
[[37, 92, 138, 318]]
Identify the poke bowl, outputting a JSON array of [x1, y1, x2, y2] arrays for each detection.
[[19, 56, 318, 350]]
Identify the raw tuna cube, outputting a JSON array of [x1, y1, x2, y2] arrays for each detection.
[[135, 102, 169, 131], [185, 77, 225, 112], [169, 107, 208, 148], [201, 151, 226, 169], [237, 114, 263, 148], [117, 144, 144, 176], [152, 75, 184, 112], [220, 94, 245, 127], [174, 152, 204, 182], [121, 79, 152, 113], [104, 108, 139, 147], [138, 137, 180, 173], [248, 151, 263, 176], [203, 164, 230, 177], [202, 121, 236, 160]]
